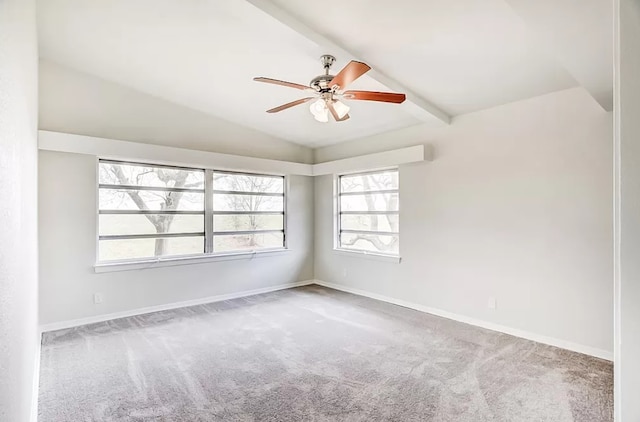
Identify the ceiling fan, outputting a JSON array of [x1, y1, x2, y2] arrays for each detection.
[[253, 55, 406, 123]]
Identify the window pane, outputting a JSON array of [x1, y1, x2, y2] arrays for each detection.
[[340, 171, 398, 193], [214, 214, 283, 232], [341, 214, 399, 233], [99, 162, 204, 189], [99, 214, 204, 236], [340, 192, 399, 212], [214, 232, 284, 252], [214, 173, 283, 193], [98, 236, 204, 261], [99, 189, 204, 211], [213, 194, 283, 212], [340, 233, 399, 254]]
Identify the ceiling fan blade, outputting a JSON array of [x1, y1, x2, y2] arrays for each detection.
[[342, 90, 406, 104], [266, 97, 315, 113], [254, 77, 310, 91], [329, 61, 371, 89], [327, 101, 350, 122]]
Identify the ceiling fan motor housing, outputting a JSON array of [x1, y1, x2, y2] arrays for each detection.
[[310, 74, 335, 92]]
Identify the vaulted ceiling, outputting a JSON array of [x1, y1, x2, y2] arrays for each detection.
[[37, 0, 612, 148]]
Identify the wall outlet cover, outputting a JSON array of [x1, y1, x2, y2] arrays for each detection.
[[488, 297, 497, 310]]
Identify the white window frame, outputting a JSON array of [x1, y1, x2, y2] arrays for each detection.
[[334, 168, 401, 262], [95, 159, 288, 271]]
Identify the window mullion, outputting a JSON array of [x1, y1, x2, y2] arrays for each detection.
[[204, 169, 214, 254]]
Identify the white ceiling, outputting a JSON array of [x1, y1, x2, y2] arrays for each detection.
[[37, 0, 612, 148]]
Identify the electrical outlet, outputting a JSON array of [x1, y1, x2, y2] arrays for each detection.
[[342, 268, 348, 278], [487, 297, 497, 310], [93, 293, 103, 304]]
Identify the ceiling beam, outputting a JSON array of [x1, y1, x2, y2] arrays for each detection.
[[245, 0, 451, 125]]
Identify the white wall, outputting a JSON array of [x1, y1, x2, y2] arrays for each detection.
[[0, 0, 39, 420], [39, 60, 314, 164], [37, 58, 317, 327], [315, 87, 613, 357], [616, 0, 640, 419], [38, 150, 314, 325]]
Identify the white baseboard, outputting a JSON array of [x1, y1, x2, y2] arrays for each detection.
[[39, 278, 612, 361], [40, 280, 314, 333], [313, 279, 613, 361]]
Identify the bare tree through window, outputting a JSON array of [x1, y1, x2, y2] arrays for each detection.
[[97, 162, 286, 262], [98, 161, 204, 261], [213, 173, 284, 252], [338, 170, 399, 254]]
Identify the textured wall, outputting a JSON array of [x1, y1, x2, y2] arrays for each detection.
[[0, 0, 39, 420], [315, 88, 613, 356]]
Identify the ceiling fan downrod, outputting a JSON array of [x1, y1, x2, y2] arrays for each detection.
[[311, 55, 337, 92]]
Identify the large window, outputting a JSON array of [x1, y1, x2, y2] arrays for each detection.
[[337, 169, 399, 255], [98, 160, 285, 262]]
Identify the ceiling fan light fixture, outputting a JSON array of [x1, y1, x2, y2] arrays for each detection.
[[310, 98, 329, 123], [332, 100, 350, 119]]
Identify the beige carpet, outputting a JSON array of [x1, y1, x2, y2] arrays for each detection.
[[38, 285, 613, 421]]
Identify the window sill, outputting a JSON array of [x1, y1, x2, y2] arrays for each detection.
[[94, 248, 290, 273], [333, 248, 401, 263]]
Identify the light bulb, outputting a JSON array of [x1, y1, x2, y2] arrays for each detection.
[[310, 98, 329, 123], [332, 100, 350, 119]]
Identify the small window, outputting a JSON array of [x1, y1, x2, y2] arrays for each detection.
[[337, 169, 399, 255], [98, 160, 285, 263]]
